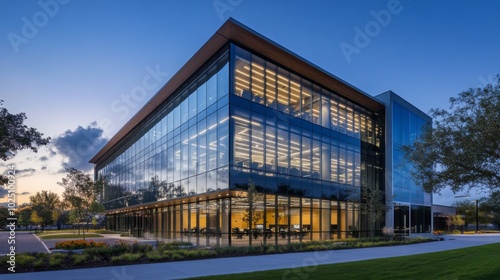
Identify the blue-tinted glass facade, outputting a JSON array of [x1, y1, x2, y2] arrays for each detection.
[[97, 51, 230, 210], [376, 91, 433, 236], [230, 45, 383, 200], [392, 101, 431, 205]]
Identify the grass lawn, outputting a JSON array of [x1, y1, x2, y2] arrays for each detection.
[[195, 243, 500, 280], [40, 233, 103, 239]]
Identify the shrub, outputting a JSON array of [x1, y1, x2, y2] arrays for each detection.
[[146, 250, 165, 262], [452, 230, 461, 234], [157, 241, 193, 251], [120, 232, 130, 237], [72, 254, 88, 265], [55, 239, 108, 250], [130, 242, 153, 254], [33, 254, 48, 269], [49, 254, 67, 268], [111, 253, 142, 263], [170, 252, 185, 261], [16, 254, 36, 267]]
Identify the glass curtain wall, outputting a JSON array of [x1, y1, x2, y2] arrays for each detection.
[[98, 51, 230, 211], [229, 44, 384, 241], [392, 101, 432, 234]]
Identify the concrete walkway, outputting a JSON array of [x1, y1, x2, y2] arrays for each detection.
[[3, 234, 499, 280]]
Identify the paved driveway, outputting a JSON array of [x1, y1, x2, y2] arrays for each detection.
[[0, 231, 49, 255]]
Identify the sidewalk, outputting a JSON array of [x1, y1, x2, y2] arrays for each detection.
[[3, 234, 500, 280]]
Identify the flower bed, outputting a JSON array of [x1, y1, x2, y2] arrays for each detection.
[[55, 239, 109, 250]]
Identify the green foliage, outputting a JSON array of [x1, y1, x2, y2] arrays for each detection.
[[145, 250, 165, 261], [0, 207, 8, 227], [111, 253, 142, 263], [29, 190, 61, 228], [72, 254, 87, 265], [58, 168, 105, 240], [360, 188, 390, 240], [0, 100, 50, 161], [16, 205, 33, 228], [15, 254, 35, 267], [30, 211, 43, 225], [452, 215, 466, 227], [48, 253, 68, 268], [156, 241, 193, 251], [404, 75, 500, 193], [481, 191, 500, 228]]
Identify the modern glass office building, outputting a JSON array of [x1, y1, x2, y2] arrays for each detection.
[[376, 91, 433, 236], [90, 19, 430, 246]]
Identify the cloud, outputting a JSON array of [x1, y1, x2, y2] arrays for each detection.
[[52, 122, 108, 172], [39, 156, 49, 162], [16, 168, 36, 177], [19, 191, 30, 196]]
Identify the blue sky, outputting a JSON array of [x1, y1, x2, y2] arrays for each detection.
[[1, 0, 499, 206]]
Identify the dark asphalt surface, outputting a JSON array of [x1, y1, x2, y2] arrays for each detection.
[[0, 231, 49, 255]]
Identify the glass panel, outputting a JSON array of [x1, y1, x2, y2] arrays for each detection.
[[290, 74, 301, 117], [290, 133, 301, 176], [207, 112, 217, 171], [218, 63, 229, 100], [277, 129, 289, 174], [218, 106, 229, 167], [207, 67, 218, 107], [234, 50, 251, 100], [197, 78, 207, 113], [301, 80, 312, 122], [251, 113, 265, 170], [265, 62, 277, 109], [233, 108, 251, 168], [277, 68, 289, 114], [251, 55, 265, 104], [312, 86, 321, 125], [265, 126, 276, 172]]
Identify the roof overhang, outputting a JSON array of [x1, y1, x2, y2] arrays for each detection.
[[90, 18, 384, 165]]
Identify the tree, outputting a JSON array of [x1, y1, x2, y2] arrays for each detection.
[[453, 201, 476, 226], [0, 207, 9, 227], [240, 179, 263, 243], [453, 200, 490, 227], [446, 216, 453, 233], [453, 215, 466, 232], [403, 75, 500, 193], [29, 190, 60, 231], [481, 191, 500, 229], [58, 167, 104, 240], [30, 211, 43, 232], [360, 188, 390, 240], [0, 100, 50, 183], [17, 205, 33, 230]]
